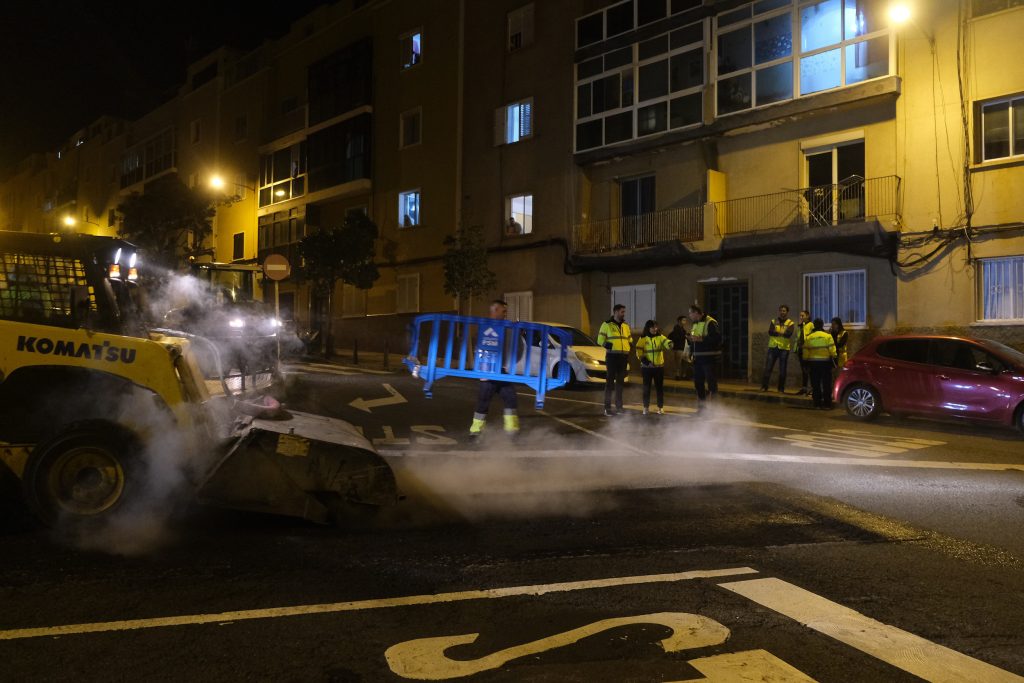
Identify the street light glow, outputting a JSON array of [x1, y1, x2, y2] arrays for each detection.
[[62, 215, 76, 227], [888, 2, 912, 25], [209, 175, 226, 190]]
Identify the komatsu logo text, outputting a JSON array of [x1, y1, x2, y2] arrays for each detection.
[[16, 336, 137, 364]]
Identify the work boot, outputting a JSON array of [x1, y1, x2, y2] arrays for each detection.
[[603, 408, 614, 416], [657, 407, 665, 415], [469, 414, 486, 439], [503, 411, 520, 433], [642, 407, 649, 415]]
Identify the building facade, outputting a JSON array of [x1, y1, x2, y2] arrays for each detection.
[[2, 0, 1023, 377]]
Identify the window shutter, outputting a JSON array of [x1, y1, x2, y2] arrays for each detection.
[[522, 4, 535, 47], [521, 100, 533, 138], [494, 106, 506, 146]]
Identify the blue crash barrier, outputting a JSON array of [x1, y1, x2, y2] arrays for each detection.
[[404, 314, 572, 409]]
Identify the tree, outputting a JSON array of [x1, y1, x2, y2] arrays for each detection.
[[296, 212, 380, 356], [443, 223, 495, 316], [116, 174, 216, 273]]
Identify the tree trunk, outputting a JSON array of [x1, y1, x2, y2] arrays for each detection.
[[324, 283, 335, 358]]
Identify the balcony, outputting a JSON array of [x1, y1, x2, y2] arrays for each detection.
[[713, 175, 902, 236], [570, 175, 901, 257], [572, 205, 704, 254]]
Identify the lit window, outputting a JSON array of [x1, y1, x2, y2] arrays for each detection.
[[399, 190, 420, 228], [497, 99, 533, 144], [401, 31, 422, 69], [980, 97, 1024, 162], [506, 194, 533, 236], [804, 269, 867, 326], [979, 256, 1024, 321], [400, 108, 422, 148]]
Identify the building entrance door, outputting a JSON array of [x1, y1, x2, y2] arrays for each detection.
[[704, 282, 749, 380]]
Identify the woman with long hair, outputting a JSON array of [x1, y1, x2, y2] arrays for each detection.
[[635, 319, 673, 415], [830, 317, 849, 369]]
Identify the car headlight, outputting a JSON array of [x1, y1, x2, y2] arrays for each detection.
[[575, 351, 596, 363], [228, 318, 245, 329]]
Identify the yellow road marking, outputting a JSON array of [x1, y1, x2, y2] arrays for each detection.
[[0, 568, 757, 641]]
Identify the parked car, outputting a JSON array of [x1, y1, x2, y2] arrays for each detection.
[[520, 323, 610, 385], [834, 335, 1024, 434]]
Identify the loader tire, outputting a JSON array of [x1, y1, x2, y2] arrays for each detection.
[[24, 422, 141, 526]]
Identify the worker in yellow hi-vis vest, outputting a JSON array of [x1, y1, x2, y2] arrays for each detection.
[[597, 303, 631, 416], [686, 304, 722, 411], [793, 309, 814, 395], [635, 319, 673, 415], [803, 317, 838, 409], [760, 304, 795, 393]]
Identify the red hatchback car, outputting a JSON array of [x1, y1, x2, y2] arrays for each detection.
[[833, 335, 1024, 434]]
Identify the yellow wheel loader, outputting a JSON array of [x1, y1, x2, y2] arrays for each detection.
[[0, 231, 397, 527]]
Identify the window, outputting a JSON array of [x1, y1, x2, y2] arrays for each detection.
[[804, 139, 865, 224], [508, 4, 535, 51], [506, 194, 533, 236], [401, 31, 422, 69], [0, 252, 95, 327], [621, 175, 656, 216], [876, 338, 929, 364], [107, 209, 116, 227], [258, 142, 307, 208], [610, 284, 656, 330], [504, 291, 534, 322], [972, 0, 1024, 17], [979, 256, 1024, 321], [233, 233, 245, 261], [980, 97, 1024, 162], [190, 119, 201, 144], [400, 108, 422, 148], [120, 128, 174, 188], [399, 190, 420, 227], [257, 208, 305, 252], [574, 20, 703, 152], [235, 115, 248, 141], [713, 0, 892, 116], [804, 269, 867, 326], [397, 274, 420, 313], [496, 99, 533, 144]]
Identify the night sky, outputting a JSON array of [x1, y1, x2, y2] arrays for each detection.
[[0, 0, 328, 173]]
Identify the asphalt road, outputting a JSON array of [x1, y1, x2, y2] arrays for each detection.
[[1, 359, 1023, 682]]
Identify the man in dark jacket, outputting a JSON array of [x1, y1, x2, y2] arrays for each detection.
[[667, 315, 689, 380], [686, 304, 722, 410]]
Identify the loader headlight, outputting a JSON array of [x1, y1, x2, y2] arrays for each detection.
[[229, 318, 245, 329]]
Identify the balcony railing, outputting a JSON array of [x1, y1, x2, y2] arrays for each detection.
[[713, 175, 901, 236], [570, 175, 901, 255], [572, 205, 704, 254]]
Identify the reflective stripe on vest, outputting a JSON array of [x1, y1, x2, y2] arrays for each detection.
[[598, 321, 632, 353], [768, 318, 794, 351], [803, 331, 836, 360], [637, 335, 673, 366]]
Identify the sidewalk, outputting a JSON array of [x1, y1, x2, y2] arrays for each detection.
[[304, 348, 817, 408]]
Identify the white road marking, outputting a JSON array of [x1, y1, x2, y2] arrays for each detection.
[[522, 392, 799, 431], [0, 568, 758, 641], [377, 448, 1024, 473], [774, 429, 946, 458], [349, 383, 408, 412], [538, 411, 647, 455], [721, 577, 1024, 683]]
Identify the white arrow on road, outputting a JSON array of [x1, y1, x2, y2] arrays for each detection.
[[349, 383, 407, 413]]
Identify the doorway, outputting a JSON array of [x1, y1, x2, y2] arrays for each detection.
[[805, 140, 865, 225], [704, 282, 749, 380]]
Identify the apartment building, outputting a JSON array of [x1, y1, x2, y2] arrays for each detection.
[[3, 0, 1023, 375], [478, 0, 1024, 382]]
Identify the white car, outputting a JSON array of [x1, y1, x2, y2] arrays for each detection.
[[518, 322, 612, 386]]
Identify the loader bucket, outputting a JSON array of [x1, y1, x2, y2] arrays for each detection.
[[196, 410, 398, 524]]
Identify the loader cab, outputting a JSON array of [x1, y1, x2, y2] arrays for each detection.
[[0, 231, 144, 336]]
